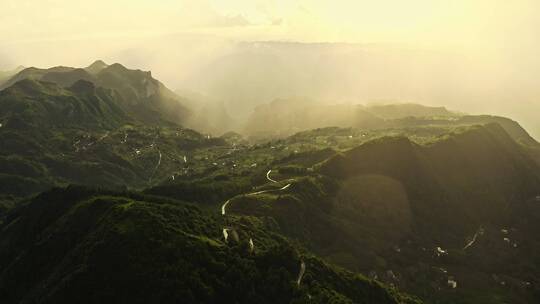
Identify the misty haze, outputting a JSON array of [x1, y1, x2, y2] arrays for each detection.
[[1, 1, 540, 303]]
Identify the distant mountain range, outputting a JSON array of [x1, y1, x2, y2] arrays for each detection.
[[243, 98, 539, 147], [181, 41, 474, 119], [176, 40, 540, 140], [0, 61, 191, 126]]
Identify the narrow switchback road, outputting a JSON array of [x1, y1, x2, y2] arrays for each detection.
[[463, 227, 483, 250], [221, 183, 291, 216], [266, 169, 278, 183], [223, 228, 228, 242], [297, 260, 306, 286], [219, 170, 292, 247], [247, 183, 291, 196], [221, 200, 230, 216]]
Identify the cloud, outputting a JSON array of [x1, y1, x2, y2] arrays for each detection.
[[178, 0, 253, 28], [271, 18, 283, 26], [207, 14, 251, 28]]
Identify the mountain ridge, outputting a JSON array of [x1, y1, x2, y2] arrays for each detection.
[[0, 61, 191, 126]]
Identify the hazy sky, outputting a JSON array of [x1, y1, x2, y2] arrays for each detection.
[[2, 0, 539, 50], [2, 0, 540, 71], [1, 0, 540, 137], [2, 0, 539, 80]]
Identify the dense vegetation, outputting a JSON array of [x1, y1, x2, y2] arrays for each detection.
[[0, 62, 539, 303], [0, 186, 420, 304], [229, 124, 540, 303]]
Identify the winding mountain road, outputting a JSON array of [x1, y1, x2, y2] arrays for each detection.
[[266, 169, 278, 183], [218, 170, 302, 286], [296, 260, 306, 286], [221, 200, 230, 216], [463, 227, 483, 250], [247, 183, 291, 196], [221, 182, 291, 215], [220, 170, 292, 251], [222, 228, 229, 242]]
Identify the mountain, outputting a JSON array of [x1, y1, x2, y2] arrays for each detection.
[[1, 106, 539, 302], [0, 79, 129, 129], [0, 66, 80, 89], [182, 41, 472, 120], [180, 41, 540, 139], [243, 99, 383, 139], [366, 103, 456, 119], [0, 75, 221, 203], [224, 124, 540, 303], [0, 186, 421, 304], [243, 99, 539, 148], [0, 61, 191, 125], [1, 60, 539, 303], [95, 62, 192, 125], [85, 59, 108, 74]]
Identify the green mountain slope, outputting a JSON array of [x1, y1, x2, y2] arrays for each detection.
[[0, 79, 129, 129], [0, 186, 421, 304], [225, 124, 540, 303], [0, 61, 191, 126], [0, 66, 78, 89]]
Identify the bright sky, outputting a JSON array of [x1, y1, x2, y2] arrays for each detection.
[[1, 0, 538, 47], [2, 0, 540, 71], [2, 0, 540, 98]]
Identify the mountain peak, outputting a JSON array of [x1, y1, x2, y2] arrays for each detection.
[[104, 63, 130, 73], [86, 60, 109, 74]]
